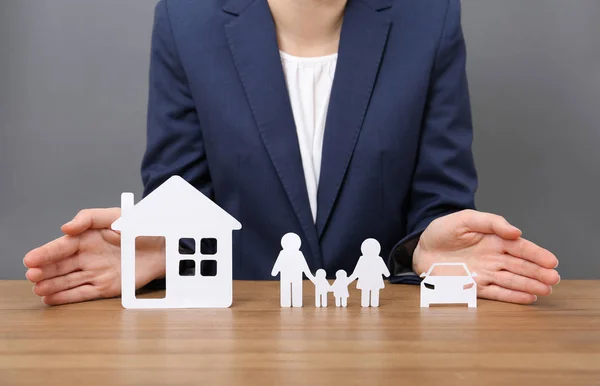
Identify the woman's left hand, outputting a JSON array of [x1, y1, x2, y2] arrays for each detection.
[[413, 210, 560, 304]]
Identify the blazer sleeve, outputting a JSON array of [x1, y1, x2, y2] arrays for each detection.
[[388, 0, 477, 284], [141, 1, 210, 290], [141, 0, 211, 200]]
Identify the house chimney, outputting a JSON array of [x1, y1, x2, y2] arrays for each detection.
[[121, 192, 134, 216]]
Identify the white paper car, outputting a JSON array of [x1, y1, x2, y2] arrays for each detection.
[[420, 263, 478, 308]]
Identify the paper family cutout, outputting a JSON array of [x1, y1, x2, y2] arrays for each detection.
[[271, 234, 391, 308], [419, 262, 478, 308], [114, 176, 478, 310]]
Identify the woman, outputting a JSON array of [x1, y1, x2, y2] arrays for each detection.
[[23, 0, 560, 306]]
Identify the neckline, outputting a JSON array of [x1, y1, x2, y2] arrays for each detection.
[[279, 51, 338, 64]]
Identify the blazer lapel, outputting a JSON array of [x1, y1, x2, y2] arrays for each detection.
[[316, 0, 391, 237], [224, 0, 322, 266]]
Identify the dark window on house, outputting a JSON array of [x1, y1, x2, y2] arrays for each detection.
[[179, 260, 196, 276], [200, 260, 217, 276], [200, 238, 218, 255], [179, 238, 196, 254]]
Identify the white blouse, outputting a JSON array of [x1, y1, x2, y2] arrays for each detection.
[[280, 51, 338, 223]]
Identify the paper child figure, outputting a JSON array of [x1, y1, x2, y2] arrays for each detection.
[[331, 270, 351, 307], [314, 269, 332, 308], [348, 239, 391, 307], [271, 233, 315, 307]]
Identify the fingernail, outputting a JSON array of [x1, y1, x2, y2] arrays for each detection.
[[533, 296, 538, 302], [556, 275, 561, 284]]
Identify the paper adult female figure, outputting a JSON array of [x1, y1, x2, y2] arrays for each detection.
[[271, 233, 315, 307], [348, 239, 391, 307]]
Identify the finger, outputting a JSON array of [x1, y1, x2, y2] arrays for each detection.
[[25, 255, 81, 283], [503, 238, 559, 270], [479, 284, 537, 305], [492, 271, 552, 296], [34, 271, 91, 297], [42, 285, 101, 306], [61, 208, 121, 236], [459, 210, 522, 240], [23, 236, 79, 268], [501, 255, 560, 285], [99, 228, 121, 245]]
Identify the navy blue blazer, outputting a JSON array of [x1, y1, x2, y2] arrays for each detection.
[[141, 0, 477, 283]]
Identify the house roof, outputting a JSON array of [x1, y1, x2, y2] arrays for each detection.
[[111, 175, 242, 231]]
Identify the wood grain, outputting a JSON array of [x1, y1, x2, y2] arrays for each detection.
[[1, 280, 599, 386]]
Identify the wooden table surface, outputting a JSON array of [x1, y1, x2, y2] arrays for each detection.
[[1, 280, 599, 386]]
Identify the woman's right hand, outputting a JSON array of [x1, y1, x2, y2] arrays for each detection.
[[24, 208, 166, 305]]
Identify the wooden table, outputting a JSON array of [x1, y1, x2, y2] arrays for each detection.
[[1, 280, 599, 386]]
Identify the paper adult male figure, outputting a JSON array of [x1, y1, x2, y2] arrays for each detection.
[[271, 233, 315, 307]]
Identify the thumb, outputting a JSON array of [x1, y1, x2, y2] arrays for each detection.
[[61, 208, 121, 236], [459, 210, 522, 240]]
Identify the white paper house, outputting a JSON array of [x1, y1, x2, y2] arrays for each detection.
[[111, 175, 241, 309]]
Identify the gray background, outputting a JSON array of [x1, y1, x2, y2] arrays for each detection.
[[0, 1, 598, 279]]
